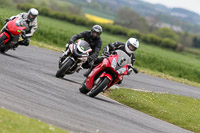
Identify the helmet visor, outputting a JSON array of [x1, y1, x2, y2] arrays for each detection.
[[92, 31, 101, 37], [28, 14, 36, 21], [127, 41, 136, 51]]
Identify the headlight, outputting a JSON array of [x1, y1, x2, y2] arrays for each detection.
[[111, 58, 117, 69], [117, 68, 127, 74]]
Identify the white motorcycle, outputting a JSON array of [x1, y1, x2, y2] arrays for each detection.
[[56, 39, 92, 78]]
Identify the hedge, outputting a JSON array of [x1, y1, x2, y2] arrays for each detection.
[[17, 4, 178, 50]]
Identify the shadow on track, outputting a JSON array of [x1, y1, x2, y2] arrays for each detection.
[[0, 52, 30, 62], [61, 77, 82, 85], [93, 95, 123, 106], [78, 91, 123, 106], [42, 72, 83, 85]]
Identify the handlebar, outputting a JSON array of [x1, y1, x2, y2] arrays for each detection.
[[103, 51, 117, 57], [131, 66, 139, 74]]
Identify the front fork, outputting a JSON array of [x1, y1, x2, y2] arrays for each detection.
[[59, 50, 71, 67]]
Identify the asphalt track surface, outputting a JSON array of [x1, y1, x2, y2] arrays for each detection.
[[0, 45, 196, 133]]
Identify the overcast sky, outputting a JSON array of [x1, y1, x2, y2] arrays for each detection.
[[141, 0, 200, 15]]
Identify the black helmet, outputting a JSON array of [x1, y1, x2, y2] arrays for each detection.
[[27, 8, 39, 22], [91, 25, 102, 38]]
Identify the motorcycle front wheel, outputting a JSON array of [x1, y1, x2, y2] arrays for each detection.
[[88, 77, 110, 97], [56, 58, 74, 78], [0, 34, 7, 53]]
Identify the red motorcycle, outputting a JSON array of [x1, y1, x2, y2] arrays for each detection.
[[79, 49, 138, 97], [0, 18, 26, 53]]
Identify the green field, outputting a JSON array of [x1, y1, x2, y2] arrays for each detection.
[[1, 7, 200, 84], [107, 88, 200, 133], [0, 107, 69, 133]]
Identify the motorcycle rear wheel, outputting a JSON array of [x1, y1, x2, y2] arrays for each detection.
[[88, 77, 110, 97], [56, 58, 73, 78]]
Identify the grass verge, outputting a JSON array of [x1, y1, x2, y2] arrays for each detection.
[[106, 88, 200, 133], [0, 107, 69, 133]]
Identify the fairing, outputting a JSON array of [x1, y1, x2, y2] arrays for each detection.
[[85, 49, 132, 90], [7, 18, 26, 35]]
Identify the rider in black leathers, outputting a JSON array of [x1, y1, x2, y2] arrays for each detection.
[[66, 25, 103, 70]]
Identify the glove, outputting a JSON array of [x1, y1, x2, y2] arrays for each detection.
[[109, 43, 115, 50]]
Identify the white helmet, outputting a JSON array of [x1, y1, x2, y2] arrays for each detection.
[[125, 38, 139, 54], [27, 8, 39, 22]]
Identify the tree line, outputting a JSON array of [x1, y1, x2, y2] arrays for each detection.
[[1, 0, 200, 51]]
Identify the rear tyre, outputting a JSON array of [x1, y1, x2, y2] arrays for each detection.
[[88, 77, 110, 97], [56, 58, 73, 78]]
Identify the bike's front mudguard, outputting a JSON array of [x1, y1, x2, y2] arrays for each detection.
[[0, 32, 10, 44], [99, 73, 113, 83]]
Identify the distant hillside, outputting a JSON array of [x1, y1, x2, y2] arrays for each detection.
[[95, 0, 200, 33], [170, 8, 200, 25], [97, 0, 200, 24], [65, 0, 200, 33]]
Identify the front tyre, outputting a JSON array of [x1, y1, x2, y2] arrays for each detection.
[[56, 58, 73, 78], [88, 77, 110, 97], [0, 34, 7, 53], [0, 34, 7, 44]]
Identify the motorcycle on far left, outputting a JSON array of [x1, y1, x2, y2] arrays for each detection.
[[0, 18, 26, 53]]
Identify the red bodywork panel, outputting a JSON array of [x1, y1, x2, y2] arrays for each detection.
[[7, 18, 26, 35]]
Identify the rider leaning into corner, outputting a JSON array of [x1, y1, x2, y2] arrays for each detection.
[[1, 8, 39, 49], [65, 25, 103, 74], [84, 37, 140, 84]]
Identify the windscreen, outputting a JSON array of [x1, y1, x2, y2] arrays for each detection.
[[77, 40, 91, 52], [115, 50, 132, 67]]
